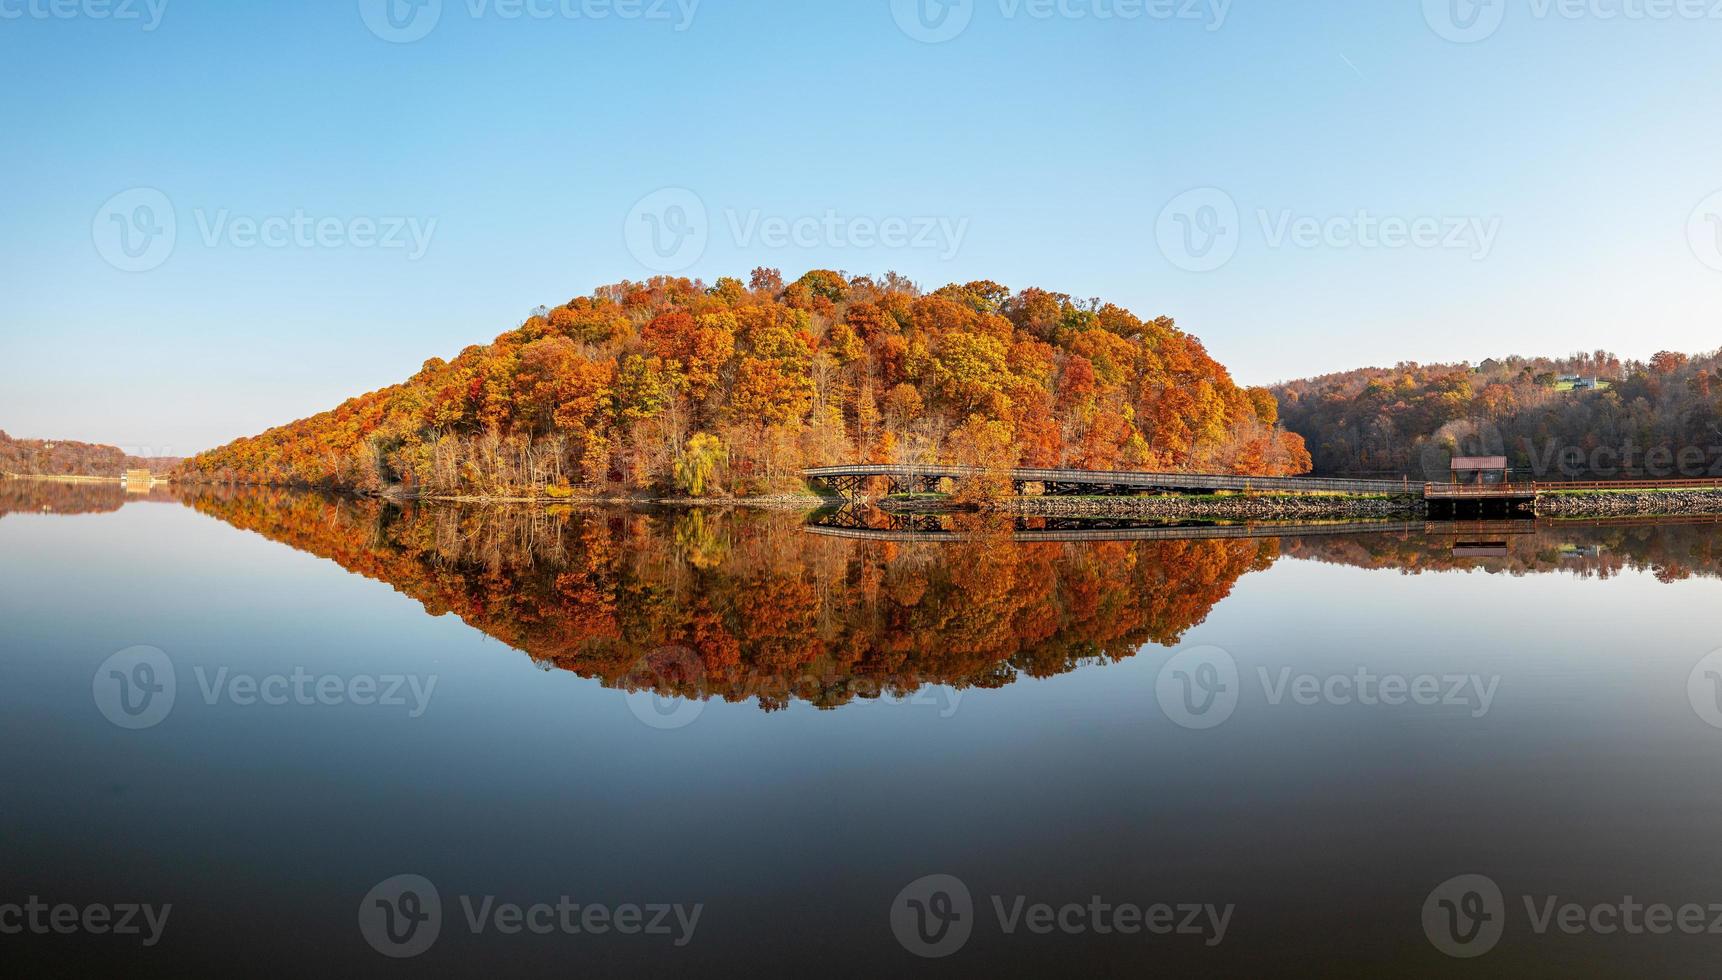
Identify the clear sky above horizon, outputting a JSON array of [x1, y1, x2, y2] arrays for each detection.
[[3, 0, 1721, 455]]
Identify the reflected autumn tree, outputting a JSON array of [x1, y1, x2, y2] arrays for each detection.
[[1283, 519, 1722, 585], [177, 489, 1271, 711], [165, 487, 1722, 710], [0, 479, 179, 518]]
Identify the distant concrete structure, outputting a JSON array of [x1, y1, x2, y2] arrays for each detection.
[[123, 469, 155, 491]]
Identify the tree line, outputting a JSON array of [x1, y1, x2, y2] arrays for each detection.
[[179, 269, 1312, 497], [1274, 350, 1722, 480], [0, 430, 180, 479]]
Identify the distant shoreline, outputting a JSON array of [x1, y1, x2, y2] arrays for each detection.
[[3, 472, 126, 484], [161, 479, 1722, 519]]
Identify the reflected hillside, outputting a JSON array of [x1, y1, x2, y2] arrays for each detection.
[[166, 489, 1722, 712], [176, 489, 1275, 711], [1283, 517, 1722, 584], [0, 478, 179, 518]]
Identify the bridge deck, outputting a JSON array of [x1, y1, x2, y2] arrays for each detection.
[[803, 465, 1416, 496], [805, 466, 1722, 503], [806, 520, 1429, 544]]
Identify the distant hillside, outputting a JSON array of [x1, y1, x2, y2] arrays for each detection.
[[0, 430, 181, 478], [1274, 350, 1722, 480], [181, 270, 1312, 497]]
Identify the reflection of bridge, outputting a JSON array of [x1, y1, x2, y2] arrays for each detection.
[[806, 521, 1429, 544], [806, 503, 1433, 543], [805, 466, 1722, 518], [807, 512, 1722, 547], [803, 465, 1415, 498]]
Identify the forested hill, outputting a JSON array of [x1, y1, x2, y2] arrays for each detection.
[[181, 270, 1312, 497], [1274, 350, 1722, 480], [0, 430, 180, 478]]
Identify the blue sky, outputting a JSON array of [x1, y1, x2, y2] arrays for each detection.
[[3, 0, 1721, 454]]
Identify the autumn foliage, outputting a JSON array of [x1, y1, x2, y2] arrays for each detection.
[[179, 489, 1275, 710], [182, 270, 1311, 496]]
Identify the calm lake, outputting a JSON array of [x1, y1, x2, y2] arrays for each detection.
[[5, 480, 1722, 976]]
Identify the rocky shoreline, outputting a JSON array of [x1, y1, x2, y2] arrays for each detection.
[[984, 495, 1425, 520], [1535, 489, 1722, 518]]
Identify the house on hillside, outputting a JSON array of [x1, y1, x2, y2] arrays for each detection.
[[1478, 358, 1502, 373]]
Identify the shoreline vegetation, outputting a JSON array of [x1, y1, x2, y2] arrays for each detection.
[[17, 470, 1722, 520], [180, 476, 1722, 521]]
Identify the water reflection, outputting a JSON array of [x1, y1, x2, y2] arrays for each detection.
[[112, 483, 1722, 711], [0, 477, 178, 517], [174, 488, 1278, 712]]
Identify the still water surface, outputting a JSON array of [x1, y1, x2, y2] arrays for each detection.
[[4, 481, 1722, 976]]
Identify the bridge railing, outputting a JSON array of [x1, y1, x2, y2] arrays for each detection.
[[1530, 478, 1722, 492], [1424, 482, 1538, 497], [802, 465, 1416, 495]]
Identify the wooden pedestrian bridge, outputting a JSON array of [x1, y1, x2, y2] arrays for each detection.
[[803, 464, 1722, 517], [803, 464, 1418, 498]]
